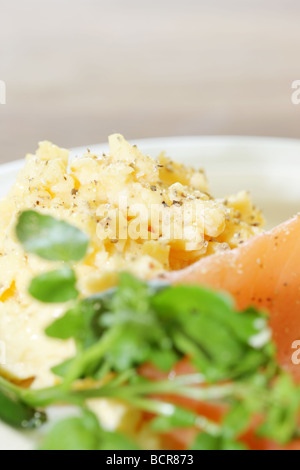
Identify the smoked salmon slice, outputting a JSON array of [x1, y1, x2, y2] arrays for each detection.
[[146, 216, 300, 449], [164, 215, 300, 382]]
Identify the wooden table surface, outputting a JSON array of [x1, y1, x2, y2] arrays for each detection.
[[1, 0, 300, 163]]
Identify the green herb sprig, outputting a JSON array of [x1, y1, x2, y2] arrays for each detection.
[[0, 210, 298, 450]]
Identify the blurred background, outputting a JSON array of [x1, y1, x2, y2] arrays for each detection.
[[1, 0, 300, 163]]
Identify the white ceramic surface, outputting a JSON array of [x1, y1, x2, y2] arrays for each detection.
[[0, 135, 300, 450]]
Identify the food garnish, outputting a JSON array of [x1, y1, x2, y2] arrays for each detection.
[[0, 212, 298, 450]]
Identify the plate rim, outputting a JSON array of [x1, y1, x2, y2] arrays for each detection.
[[3, 134, 300, 172]]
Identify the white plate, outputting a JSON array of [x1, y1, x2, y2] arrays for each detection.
[[1, 135, 300, 450]]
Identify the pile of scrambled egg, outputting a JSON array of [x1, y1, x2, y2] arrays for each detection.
[[0, 134, 263, 387]]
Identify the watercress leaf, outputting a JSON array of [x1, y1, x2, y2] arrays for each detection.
[[258, 374, 300, 444], [178, 313, 245, 381], [152, 285, 234, 320], [190, 433, 247, 451], [153, 285, 272, 381], [150, 349, 179, 372], [39, 410, 101, 450], [29, 267, 78, 303], [190, 433, 221, 450], [47, 295, 109, 352], [110, 272, 151, 314], [51, 357, 76, 378], [87, 273, 172, 373], [99, 431, 138, 450], [46, 304, 85, 339], [16, 210, 89, 261], [222, 439, 248, 451], [151, 407, 197, 432], [46, 273, 171, 378], [229, 348, 272, 379], [223, 402, 252, 440], [106, 329, 150, 372], [229, 307, 270, 344], [0, 386, 46, 429]]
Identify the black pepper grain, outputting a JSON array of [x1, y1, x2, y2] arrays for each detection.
[[172, 200, 183, 207]]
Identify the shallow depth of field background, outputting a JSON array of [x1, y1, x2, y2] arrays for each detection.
[[1, 0, 300, 162]]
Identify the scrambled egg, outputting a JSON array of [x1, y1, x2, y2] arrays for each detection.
[[0, 134, 263, 387]]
